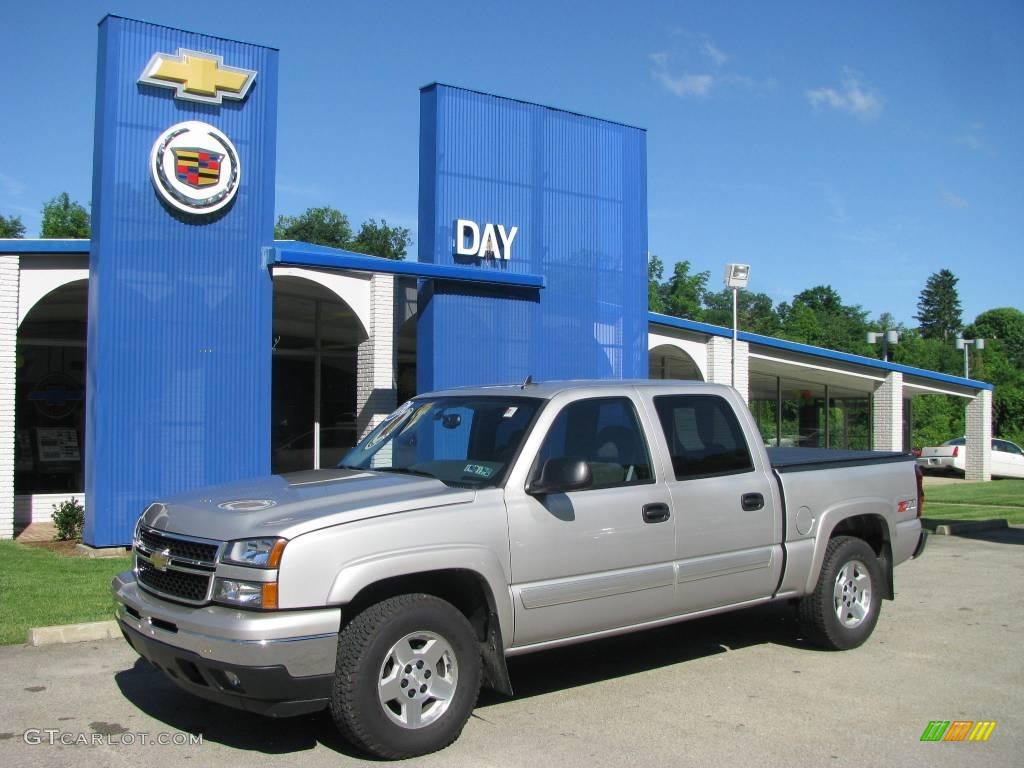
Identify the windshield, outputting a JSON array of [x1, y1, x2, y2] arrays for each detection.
[[340, 396, 543, 488]]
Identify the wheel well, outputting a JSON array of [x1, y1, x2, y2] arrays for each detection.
[[829, 514, 894, 599], [340, 568, 514, 696], [342, 569, 494, 643]]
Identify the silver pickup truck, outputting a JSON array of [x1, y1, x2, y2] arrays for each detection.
[[113, 380, 927, 758]]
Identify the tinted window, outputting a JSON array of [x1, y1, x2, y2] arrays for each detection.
[[654, 395, 753, 479], [535, 397, 653, 490], [944, 437, 967, 446], [993, 439, 1021, 455]]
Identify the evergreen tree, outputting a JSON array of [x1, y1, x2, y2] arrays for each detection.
[[914, 269, 962, 341]]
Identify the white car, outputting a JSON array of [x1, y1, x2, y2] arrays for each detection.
[[917, 437, 1024, 479]]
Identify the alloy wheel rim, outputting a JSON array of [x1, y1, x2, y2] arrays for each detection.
[[833, 558, 872, 628], [377, 630, 459, 729]]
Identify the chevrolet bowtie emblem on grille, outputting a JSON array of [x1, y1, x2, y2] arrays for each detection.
[[150, 548, 172, 572], [138, 49, 257, 105]]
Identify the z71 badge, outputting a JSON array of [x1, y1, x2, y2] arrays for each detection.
[[150, 121, 240, 216]]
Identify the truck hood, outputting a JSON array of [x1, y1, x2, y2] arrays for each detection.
[[139, 469, 477, 542]]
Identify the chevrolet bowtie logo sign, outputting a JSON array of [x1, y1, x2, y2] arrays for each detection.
[[138, 49, 257, 105]]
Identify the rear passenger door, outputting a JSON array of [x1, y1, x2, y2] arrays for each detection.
[[645, 392, 783, 614], [505, 395, 676, 648]]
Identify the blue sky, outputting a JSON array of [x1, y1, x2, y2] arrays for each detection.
[[3, 0, 1021, 326]]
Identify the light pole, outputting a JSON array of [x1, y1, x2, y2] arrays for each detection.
[[866, 329, 900, 362], [955, 336, 985, 379], [724, 263, 751, 388]]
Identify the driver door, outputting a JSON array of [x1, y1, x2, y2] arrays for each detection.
[[504, 394, 676, 648]]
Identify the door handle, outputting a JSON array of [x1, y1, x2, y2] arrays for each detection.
[[642, 503, 671, 524], [741, 493, 765, 511]]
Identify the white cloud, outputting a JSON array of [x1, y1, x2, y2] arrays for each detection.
[[955, 123, 985, 151], [941, 189, 969, 209], [649, 51, 669, 68], [653, 70, 715, 97], [806, 69, 883, 120], [703, 41, 729, 67], [0, 172, 25, 197]]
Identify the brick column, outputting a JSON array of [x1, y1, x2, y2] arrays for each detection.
[[965, 389, 992, 482], [0, 254, 19, 539], [872, 372, 903, 451], [706, 336, 749, 402], [355, 274, 397, 440]]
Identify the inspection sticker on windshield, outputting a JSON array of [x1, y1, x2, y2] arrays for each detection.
[[464, 464, 494, 479], [502, 407, 518, 419]]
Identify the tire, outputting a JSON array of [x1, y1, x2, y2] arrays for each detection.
[[798, 536, 883, 651], [329, 594, 482, 759]]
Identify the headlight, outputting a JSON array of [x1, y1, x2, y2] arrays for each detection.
[[212, 578, 277, 609], [221, 538, 287, 569]]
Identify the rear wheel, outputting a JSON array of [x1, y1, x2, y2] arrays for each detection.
[[329, 594, 481, 759], [798, 536, 882, 650]]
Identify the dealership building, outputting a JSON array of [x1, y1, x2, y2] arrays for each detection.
[[0, 16, 995, 546]]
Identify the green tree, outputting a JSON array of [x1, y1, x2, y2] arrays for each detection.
[[915, 269, 962, 341], [968, 307, 1024, 369], [348, 218, 410, 261], [703, 289, 780, 336], [659, 260, 709, 320], [776, 285, 869, 352], [40, 193, 90, 238], [0, 213, 25, 238], [648, 254, 666, 313], [275, 206, 354, 249]]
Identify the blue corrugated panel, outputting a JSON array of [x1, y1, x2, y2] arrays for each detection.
[[85, 17, 278, 545], [417, 84, 648, 393]]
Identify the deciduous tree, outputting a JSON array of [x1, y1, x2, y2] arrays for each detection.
[[0, 213, 25, 238], [40, 193, 90, 238]]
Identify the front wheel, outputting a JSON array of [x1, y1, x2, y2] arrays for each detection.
[[798, 536, 883, 650], [329, 594, 481, 759]]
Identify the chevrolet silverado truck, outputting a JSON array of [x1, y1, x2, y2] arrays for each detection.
[[112, 380, 927, 758]]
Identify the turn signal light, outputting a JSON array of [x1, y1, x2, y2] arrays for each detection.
[[261, 582, 279, 610]]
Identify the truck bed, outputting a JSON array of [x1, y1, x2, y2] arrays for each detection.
[[767, 447, 911, 472]]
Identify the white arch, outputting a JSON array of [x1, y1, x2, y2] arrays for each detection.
[[648, 331, 708, 381], [271, 266, 372, 338], [18, 254, 89, 327]]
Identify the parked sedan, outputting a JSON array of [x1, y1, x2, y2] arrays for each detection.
[[917, 437, 1024, 478]]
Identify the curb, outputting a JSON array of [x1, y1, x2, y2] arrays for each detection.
[[922, 518, 1010, 536], [27, 620, 120, 647]]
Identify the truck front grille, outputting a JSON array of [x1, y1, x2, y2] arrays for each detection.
[[139, 527, 219, 565], [136, 560, 211, 603], [134, 525, 221, 605]]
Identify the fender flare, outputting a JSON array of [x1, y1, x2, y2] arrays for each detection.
[[327, 544, 514, 652], [803, 501, 893, 595]]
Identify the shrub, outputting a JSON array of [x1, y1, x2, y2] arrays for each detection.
[[52, 497, 85, 542]]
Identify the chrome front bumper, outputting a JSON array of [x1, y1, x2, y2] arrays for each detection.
[[112, 571, 341, 678]]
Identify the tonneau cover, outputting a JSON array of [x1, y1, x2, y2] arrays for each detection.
[[768, 447, 911, 472]]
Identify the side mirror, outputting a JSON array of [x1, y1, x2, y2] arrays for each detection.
[[527, 457, 592, 496]]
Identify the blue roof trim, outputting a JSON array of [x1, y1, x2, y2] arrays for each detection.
[[0, 239, 90, 253], [272, 242, 546, 289], [648, 312, 994, 391]]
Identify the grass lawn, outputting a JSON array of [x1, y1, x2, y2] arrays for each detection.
[[923, 479, 1024, 525], [0, 541, 132, 645]]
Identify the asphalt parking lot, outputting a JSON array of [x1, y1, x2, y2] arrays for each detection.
[[1, 530, 1021, 768]]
